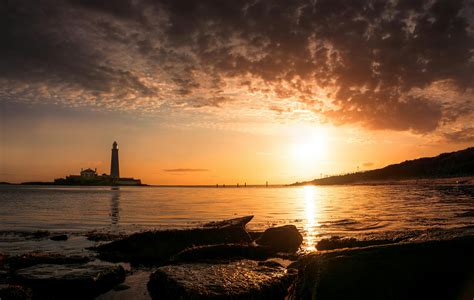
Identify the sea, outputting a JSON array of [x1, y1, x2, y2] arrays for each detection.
[[0, 183, 473, 255]]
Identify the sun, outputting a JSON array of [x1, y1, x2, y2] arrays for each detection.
[[291, 129, 328, 163]]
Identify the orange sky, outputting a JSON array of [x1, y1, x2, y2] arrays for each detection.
[[1, 104, 471, 185], [1, 1, 473, 184]]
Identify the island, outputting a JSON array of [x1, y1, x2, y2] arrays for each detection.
[[49, 141, 143, 186]]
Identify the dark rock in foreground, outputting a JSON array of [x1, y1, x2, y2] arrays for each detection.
[[86, 231, 125, 242], [95, 216, 253, 264], [13, 263, 125, 299], [0, 270, 8, 284], [30, 231, 50, 239], [0, 285, 31, 300], [5, 253, 90, 270], [148, 259, 296, 299], [0, 253, 7, 268], [170, 244, 276, 263], [202, 215, 254, 228], [291, 236, 474, 300], [248, 231, 263, 241], [316, 227, 474, 251], [50, 234, 68, 241], [316, 236, 400, 250], [256, 225, 303, 252], [96, 270, 151, 300]]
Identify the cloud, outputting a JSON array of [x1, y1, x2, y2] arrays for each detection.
[[1, 0, 473, 133], [443, 127, 474, 143], [163, 168, 209, 173], [363, 162, 375, 167]]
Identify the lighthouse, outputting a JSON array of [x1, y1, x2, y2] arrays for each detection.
[[110, 141, 120, 178], [54, 141, 142, 185]]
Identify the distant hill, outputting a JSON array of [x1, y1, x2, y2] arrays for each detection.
[[292, 147, 474, 186]]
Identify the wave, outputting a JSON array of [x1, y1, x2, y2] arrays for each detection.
[[319, 219, 388, 231]]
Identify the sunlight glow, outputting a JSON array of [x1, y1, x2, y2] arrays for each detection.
[[291, 129, 328, 163]]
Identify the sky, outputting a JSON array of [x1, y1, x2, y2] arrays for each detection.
[[0, 0, 473, 185]]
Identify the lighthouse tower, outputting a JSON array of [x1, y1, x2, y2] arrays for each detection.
[[110, 141, 120, 178]]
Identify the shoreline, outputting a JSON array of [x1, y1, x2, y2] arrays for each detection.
[[2, 176, 473, 188], [1, 217, 473, 299], [293, 175, 474, 186]]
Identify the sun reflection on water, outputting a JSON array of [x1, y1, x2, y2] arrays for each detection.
[[302, 185, 320, 251]]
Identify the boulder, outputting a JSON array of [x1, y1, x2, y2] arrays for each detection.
[[0, 253, 7, 269], [316, 236, 398, 250], [31, 231, 50, 239], [202, 215, 253, 228], [50, 234, 68, 241], [170, 244, 276, 263], [148, 259, 296, 299], [12, 263, 125, 299], [5, 253, 90, 270], [290, 236, 474, 300], [248, 231, 263, 241], [256, 225, 303, 252], [95, 217, 253, 264], [0, 270, 8, 284], [0, 285, 31, 300]]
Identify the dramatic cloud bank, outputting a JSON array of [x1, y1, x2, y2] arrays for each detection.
[[1, 0, 473, 136]]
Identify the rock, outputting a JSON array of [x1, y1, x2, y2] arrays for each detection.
[[12, 263, 125, 299], [5, 253, 90, 270], [0, 285, 31, 300], [0, 231, 49, 240], [249, 231, 263, 241], [315, 227, 474, 251], [258, 260, 284, 268], [202, 215, 253, 228], [96, 271, 151, 300], [0, 253, 7, 269], [113, 283, 130, 291], [148, 259, 296, 299], [170, 244, 276, 263], [50, 234, 68, 241], [286, 261, 300, 270], [316, 236, 398, 250], [31, 231, 49, 239], [0, 270, 8, 284], [86, 231, 125, 242], [95, 218, 252, 264], [256, 225, 303, 252], [456, 210, 474, 218], [290, 236, 474, 300]]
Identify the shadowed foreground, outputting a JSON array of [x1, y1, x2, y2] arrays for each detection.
[[1, 216, 473, 299], [291, 236, 474, 300]]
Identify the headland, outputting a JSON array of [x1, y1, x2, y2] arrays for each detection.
[[293, 147, 474, 186]]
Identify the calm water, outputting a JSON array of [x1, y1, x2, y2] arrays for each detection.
[[0, 184, 473, 252]]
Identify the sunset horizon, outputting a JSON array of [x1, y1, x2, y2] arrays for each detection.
[[1, 138, 471, 185]]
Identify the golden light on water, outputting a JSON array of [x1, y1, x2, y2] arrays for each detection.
[[303, 185, 320, 251]]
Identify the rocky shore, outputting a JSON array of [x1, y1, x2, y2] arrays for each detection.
[[1, 216, 473, 299], [292, 236, 474, 300]]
